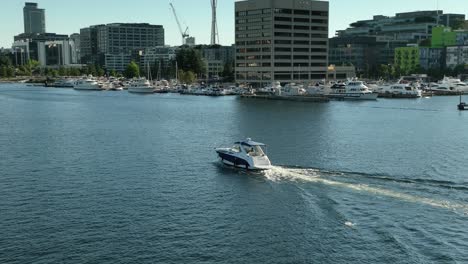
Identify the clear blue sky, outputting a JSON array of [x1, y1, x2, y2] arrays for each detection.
[[0, 0, 467, 48]]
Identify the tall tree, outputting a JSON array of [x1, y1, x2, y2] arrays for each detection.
[[125, 61, 140, 78]]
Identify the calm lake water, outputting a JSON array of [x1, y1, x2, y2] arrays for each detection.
[[1, 84, 467, 263]]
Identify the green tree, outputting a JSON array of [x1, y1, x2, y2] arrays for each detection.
[[178, 70, 196, 84], [176, 48, 206, 76], [221, 61, 234, 82], [0, 66, 7, 77], [125, 61, 140, 78], [58, 67, 68, 76], [88, 64, 97, 76], [69, 67, 80, 76], [96, 65, 105, 77], [6, 66, 15, 77], [109, 69, 117, 77]]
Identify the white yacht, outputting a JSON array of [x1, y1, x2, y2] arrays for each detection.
[[377, 81, 422, 98], [128, 79, 155, 94], [215, 138, 272, 171], [438, 77, 468, 94], [328, 80, 378, 100], [74, 79, 102, 91]]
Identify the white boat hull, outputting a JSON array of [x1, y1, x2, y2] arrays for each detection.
[[128, 88, 154, 93], [216, 148, 272, 171], [329, 93, 378, 100]]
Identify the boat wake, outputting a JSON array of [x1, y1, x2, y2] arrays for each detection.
[[263, 166, 468, 215]]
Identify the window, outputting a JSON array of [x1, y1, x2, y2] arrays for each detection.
[[275, 24, 292, 29], [275, 47, 291, 52], [294, 25, 309, 30], [294, 40, 309, 45], [311, 11, 328, 16], [274, 16, 292, 22], [294, 10, 310, 15], [275, 63, 291, 67], [294, 33, 309, 38], [274, 8, 292, 14], [294, 48, 309, 52], [294, 18, 309, 23], [275, 32, 291, 37], [275, 55, 291, 60], [311, 48, 327, 53], [275, 40, 291, 44], [247, 10, 262, 16], [294, 55, 309, 60]]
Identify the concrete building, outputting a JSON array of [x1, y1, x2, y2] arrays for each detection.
[[235, 0, 329, 86], [37, 40, 77, 67], [329, 35, 407, 74], [80, 23, 165, 71], [200, 45, 235, 78], [446, 45, 468, 68], [69, 33, 81, 64], [12, 33, 69, 66], [394, 46, 420, 73], [327, 65, 356, 80], [419, 47, 444, 70], [23, 2, 45, 34], [337, 11, 465, 42], [139, 46, 177, 75]]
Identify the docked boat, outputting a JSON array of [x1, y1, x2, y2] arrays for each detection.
[[128, 78, 154, 94], [74, 79, 102, 91], [215, 138, 272, 171], [439, 77, 468, 94], [328, 80, 378, 100], [53, 79, 75, 88], [376, 81, 422, 98]]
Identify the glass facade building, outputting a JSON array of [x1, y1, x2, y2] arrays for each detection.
[[23, 2, 45, 34]]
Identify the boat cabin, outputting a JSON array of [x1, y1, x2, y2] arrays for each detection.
[[232, 140, 266, 157]]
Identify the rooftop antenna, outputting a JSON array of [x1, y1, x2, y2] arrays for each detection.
[[210, 0, 219, 45]]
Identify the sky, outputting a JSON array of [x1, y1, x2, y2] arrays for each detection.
[[0, 0, 467, 48]]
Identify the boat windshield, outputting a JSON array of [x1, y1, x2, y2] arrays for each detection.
[[231, 144, 241, 153], [244, 145, 265, 157]]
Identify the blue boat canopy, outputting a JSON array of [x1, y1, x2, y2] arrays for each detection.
[[235, 138, 266, 147]]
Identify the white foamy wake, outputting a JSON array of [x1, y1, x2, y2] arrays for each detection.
[[264, 166, 468, 215]]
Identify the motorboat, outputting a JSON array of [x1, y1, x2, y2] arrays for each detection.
[[438, 77, 468, 94], [376, 80, 422, 98], [328, 80, 378, 100], [458, 95, 467, 111], [128, 78, 155, 94], [74, 78, 102, 91], [53, 79, 75, 88], [215, 138, 272, 171]]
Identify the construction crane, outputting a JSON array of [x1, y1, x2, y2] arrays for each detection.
[[169, 2, 189, 45]]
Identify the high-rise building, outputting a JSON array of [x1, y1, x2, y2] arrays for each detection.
[[80, 23, 164, 71], [23, 2, 45, 34], [235, 0, 329, 87]]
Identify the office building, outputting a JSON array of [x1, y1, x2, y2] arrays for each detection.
[[446, 46, 468, 68], [23, 2, 45, 34], [80, 23, 165, 71], [329, 36, 408, 74], [12, 33, 69, 65], [235, 0, 329, 86], [69, 33, 81, 64], [419, 47, 444, 70], [201, 45, 235, 78], [337, 11, 465, 42]]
